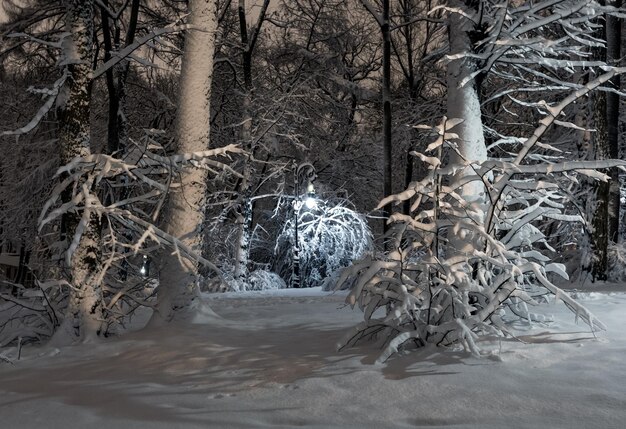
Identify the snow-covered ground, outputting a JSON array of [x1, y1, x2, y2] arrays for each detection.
[[1, 287, 625, 429]]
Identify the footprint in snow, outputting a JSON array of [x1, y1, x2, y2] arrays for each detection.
[[209, 393, 236, 399]]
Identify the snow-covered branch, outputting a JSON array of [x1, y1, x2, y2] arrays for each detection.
[[92, 24, 192, 80], [1, 73, 68, 137]]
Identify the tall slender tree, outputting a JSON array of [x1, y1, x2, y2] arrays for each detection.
[[606, 0, 622, 242], [55, 0, 105, 342], [390, 0, 445, 216], [99, 0, 140, 155], [232, 0, 270, 282], [584, 3, 610, 281], [360, 0, 393, 235]]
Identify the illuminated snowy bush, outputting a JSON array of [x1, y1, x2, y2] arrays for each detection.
[[273, 200, 373, 288], [240, 270, 287, 291], [203, 269, 286, 293]]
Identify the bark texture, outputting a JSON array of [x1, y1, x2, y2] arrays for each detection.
[[584, 86, 609, 281], [446, 0, 488, 195], [233, 0, 269, 281], [153, 0, 218, 322], [585, 5, 611, 280], [445, 0, 488, 255], [55, 0, 104, 342], [606, 0, 622, 242], [382, 0, 393, 234]]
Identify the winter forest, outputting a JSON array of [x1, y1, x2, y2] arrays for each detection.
[[1, 0, 626, 427]]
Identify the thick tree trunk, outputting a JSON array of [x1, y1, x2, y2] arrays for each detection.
[[446, 1, 487, 199], [54, 0, 105, 342], [152, 0, 218, 323], [445, 0, 488, 254]]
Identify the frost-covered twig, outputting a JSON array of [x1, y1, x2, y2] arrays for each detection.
[[33, 139, 244, 333], [336, 105, 609, 360], [1, 72, 68, 137]]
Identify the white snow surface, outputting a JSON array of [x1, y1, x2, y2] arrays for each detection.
[[1, 287, 625, 429]]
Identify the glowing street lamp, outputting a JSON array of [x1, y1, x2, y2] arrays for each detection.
[[292, 162, 316, 288], [304, 182, 317, 209], [139, 255, 150, 277], [304, 197, 317, 210]]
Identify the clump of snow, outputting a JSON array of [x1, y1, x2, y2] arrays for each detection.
[[203, 270, 287, 293], [239, 270, 287, 291]]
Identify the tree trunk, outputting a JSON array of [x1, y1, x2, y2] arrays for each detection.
[[445, 0, 488, 254], [100, 0, 140, 155], [606, 0, 622, 242], [586, 7, 610, 281], [233, 0, 253, 281], [583, 91, 610, 281], [233, 0, 269, 281], [54, 0, 105, 342], [382, 0, 393, 235], [446, 0, 487, 199], [401, 0, 417, 217], [100, 0, 120, 155], [403, 142, 414, 216], [152, 0, 218, 323], [234, 199, 252, 285], [586, 89, 610, 281]]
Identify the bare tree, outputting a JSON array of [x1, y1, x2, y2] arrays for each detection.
[[232, 0, 271, 282], [390, 0, 446, 215], [360, 0, 393, 235], [98, 0, 141, 155]]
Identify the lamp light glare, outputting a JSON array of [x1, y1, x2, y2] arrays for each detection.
[[305, 197, 317, 209]]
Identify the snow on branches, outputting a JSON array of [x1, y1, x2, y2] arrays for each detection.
[[273, 198, 373, 289], [34, 138, 244, 334], [336, 110, 625, 362], [332, 0, 626, 361]]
